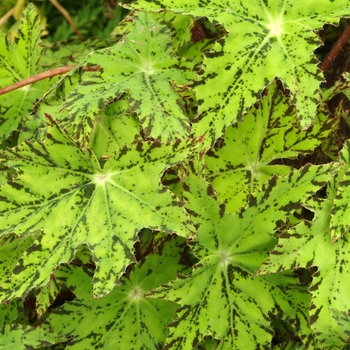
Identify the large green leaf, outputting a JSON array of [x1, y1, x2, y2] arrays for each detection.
[[0, 4, 56, 143], [0, 4, 41, 89], [0, 118, 199, 300], [258, 195, 350, 348], [19, 39, 128, 144], [44, 237, 188, 349], [63, 11, 196, 146], [132, 0, 350, 145], [147, 159, 336, 349], [21, 71, 142, 152], [205, 82, 332, 212]]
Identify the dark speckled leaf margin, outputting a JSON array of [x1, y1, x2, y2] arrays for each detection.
[[147, 159, 337, 349], [205, 81, 333, 213], [0, 299, 68, 348], [0, 117, 201, 301], [258, 193, 350, 348], [43, 237, 187, 349], [0, 4, 53, 143], [63, 11, 195, 147], [131, 0, 350, 146]]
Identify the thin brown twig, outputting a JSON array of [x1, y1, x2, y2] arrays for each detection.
[[49, 0, 83, 40], [321, 20, 350, 73], [0, 7, 15, 27], [0, 65, 77, 96]]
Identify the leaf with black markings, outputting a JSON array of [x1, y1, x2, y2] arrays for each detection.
[[146, 160, 336, 349], [132, 0, 350, 145], [258, 194, 350, 348], [205, 82, 333, 212], [0, 118, 199, 300], [63, 11, 196, 147], [44, 237, 188, 349]]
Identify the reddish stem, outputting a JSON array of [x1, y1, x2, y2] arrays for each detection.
[[321, 20, 350, 73], [0, 65, 77, 96]]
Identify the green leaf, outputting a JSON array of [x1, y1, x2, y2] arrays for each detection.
[[272, 341, 308, 350], [36, 246, 93, 318], [111, 10, 197, 59], [63, 11, 196, 146], [0, 4, 56, 143], [0, 299, 22, 327], [19, 39, 130, 144], [44, 237, 188, 349], [38, 38, 120, 70], [147, 160, 336, 349], [17, 70, 79, 143], [258, 196, 350, 348], [0, 4, 41, 88], [23, 80, 142, 152], [205, 82, 332, 212], [331, 309, 350, 341], [132, 0, 350, 145], [73, 244, 94, 266], [0, 298, 66, 349], [0, 324, 66, 349], [90, 95, 142, 156], [0, 118, 199, 300], [35, 280, 61, 319], [0, 233, 36, 285], [329, 141, 350, 241]]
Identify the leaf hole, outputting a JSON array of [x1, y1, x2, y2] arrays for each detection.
[[48, 289, 76, 310], [269, 312, 302, 346], [191, 17, 226, 43], [292, 267, 315, 286], [301, 206, 315, 221]]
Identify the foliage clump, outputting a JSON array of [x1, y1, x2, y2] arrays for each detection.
[[1, 1, 350, 349]]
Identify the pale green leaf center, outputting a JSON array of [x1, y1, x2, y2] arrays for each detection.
[[266, 17, 284, 38], [128, 286, 143, 302], [142, 61, 154, 74], [92, 171, 113, 186], [217, 248, 232, 268]]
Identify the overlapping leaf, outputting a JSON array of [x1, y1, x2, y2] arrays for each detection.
[[153, 11, 194, 50], [132, 0, 350, 145], [0, 4, 57, 143], [258, 194, 350, 348], [0, 118, 199, 301], [44, 237, 188, 349], [0, 324, 65, 349], [0, 299, 66, 349], [147, 159, 336, 349], [205, 82, 333, 212], [35, 246, 93, 319], [20, 70, 141, 150], [329, 141, 350, 241], [63, 11, 196, 146], [90, 96, 142, 157], [0, 233, 36, 288], [331, 309, 350, 341]]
